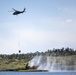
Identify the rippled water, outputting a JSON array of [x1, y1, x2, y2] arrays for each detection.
[[0, 72, 76, 75]]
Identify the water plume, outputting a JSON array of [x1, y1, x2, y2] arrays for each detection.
[[28, 55, 76, 72], [28, 55, 42, 67]]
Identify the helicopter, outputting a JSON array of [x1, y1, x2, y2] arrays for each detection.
[[12, 8, 26, 15]]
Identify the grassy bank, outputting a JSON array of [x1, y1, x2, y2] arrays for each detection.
[[0, 55, 76, 71]]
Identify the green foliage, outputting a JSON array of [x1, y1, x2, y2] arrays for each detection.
[[0, 47, 76, 71]]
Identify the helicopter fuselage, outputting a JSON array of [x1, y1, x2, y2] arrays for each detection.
[[13, 11, 24, 15], [12, 8, 25, 15]]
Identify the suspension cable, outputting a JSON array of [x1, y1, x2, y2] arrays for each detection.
[[16, 16, 21, 53]]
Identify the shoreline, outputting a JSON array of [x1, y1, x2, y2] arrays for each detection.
[[0, 69, 48, 72], [0, 69, 76, 72]]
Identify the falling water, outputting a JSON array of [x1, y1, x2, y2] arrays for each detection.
[[28, 55, 76, 72], [28, 55, 42, 67]]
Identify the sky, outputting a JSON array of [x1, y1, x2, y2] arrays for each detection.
[[0, 0, 76, 54]]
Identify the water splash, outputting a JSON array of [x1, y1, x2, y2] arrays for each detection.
[[28, 55, 76, 72], [28, 55, 42, 67]]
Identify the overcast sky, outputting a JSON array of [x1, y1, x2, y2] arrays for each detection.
[[0, 0, 76, 54]]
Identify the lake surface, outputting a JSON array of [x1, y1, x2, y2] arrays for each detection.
[[0, 72, 76, 75]]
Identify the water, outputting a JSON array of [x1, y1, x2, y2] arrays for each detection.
[[28, 56, 76, 71], [0, 72, 76, 75]]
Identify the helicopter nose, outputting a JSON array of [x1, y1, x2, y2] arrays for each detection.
[[13, 12, 15, 15], [13, 12, 17, 15]]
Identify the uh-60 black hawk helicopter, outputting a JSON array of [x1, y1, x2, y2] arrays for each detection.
[[12, 8, 26, 15]]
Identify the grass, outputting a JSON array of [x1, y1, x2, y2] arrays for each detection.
[[0, 55, 76, 71], [0, 58, 28, 70]]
